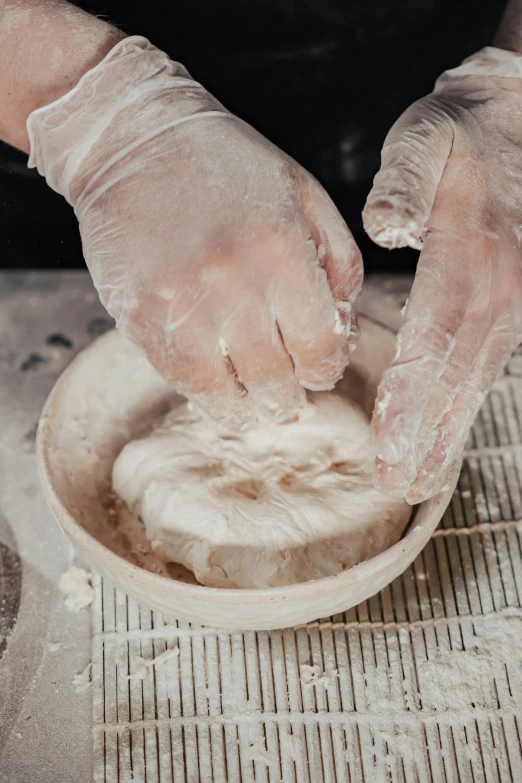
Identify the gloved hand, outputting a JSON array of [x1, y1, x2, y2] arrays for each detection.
[[27, 36, 362, 427], [363, 47, 522, 503]]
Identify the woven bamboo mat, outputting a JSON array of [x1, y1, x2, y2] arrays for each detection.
[[91, 349, 522, 783]]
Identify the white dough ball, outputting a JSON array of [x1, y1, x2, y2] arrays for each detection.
[[112, 392, 411, 588]]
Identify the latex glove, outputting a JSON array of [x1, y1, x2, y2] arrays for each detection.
[[363, 47, 522, 503], [27, 36, 362, 427]]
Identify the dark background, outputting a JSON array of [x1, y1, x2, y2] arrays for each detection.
[[0, 0, 505, 272]]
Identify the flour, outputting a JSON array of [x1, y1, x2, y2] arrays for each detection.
[[416, 613, 522, 712], [73, 663, 92, 693], [375, 388, 392, 422], [333, 300, 353, 338], [300, 663, 338, 689], [246, 738, 275, 766], [58, 566, 94, 610], [112, 392, 410, 588], [218, 337, 228, 357], [126, 646, 179, 680]]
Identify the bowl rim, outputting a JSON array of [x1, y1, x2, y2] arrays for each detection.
[[36, 324, 451, 606]]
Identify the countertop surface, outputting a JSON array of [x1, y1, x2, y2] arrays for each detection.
[[0, 271, 411, 782], [7, 272, 521, 783]]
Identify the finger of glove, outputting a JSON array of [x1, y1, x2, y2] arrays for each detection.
[[403, 388, 480, 504], [126, 293, 258, 429], [187, 238, 307, 420], [371, 153, 484, 464], [223, 310, 307, 422], [363, 96, 453, 250], [374, 312, 488, 496], [405, 315, 517, 503], [371, 238, 471, 464], [167, 325, 259, 429], [299, 173, 363, 337], [402, 455, 461, 506], [273, 222, 353, 391], [407, 306, 492, 469], [374, 451, 418, 498]]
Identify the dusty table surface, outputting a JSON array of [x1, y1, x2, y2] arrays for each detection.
[[0, 271, 411, 782], [7, 271, 522, 783], [0, 272, 116, 783]]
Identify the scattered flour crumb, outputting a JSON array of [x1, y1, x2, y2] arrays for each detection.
[[300, 664, 338, 689], [59, 566, 94, 611], [47, 641, 60, 652], [126, 658, 149, 681], [333, 300, 352, 336], [246, 738, 275, 766], [218, 337, 228, 357], [73, 663, 92, 693], [126, 646, 179, 680], [375, 389, 392, 422], [333, 309, 344, 336]]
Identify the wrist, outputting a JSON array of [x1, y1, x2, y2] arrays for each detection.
[[495, 0, 522, 55], [0, 1, 125, 152], [27, 37, 227, 205]]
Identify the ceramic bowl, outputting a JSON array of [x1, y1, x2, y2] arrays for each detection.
[[36, 317, 456, 630]]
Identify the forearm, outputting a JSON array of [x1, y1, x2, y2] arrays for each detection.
[[495, 0, 522, 53], [0, 0, 125, 152]]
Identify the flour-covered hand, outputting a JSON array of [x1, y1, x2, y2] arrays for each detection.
[[363, 47, 522, 502], [27, 36, 362, 427]]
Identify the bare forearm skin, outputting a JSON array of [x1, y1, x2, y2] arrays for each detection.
[[495, 0, 522, 53], [0, 0, 125, 152]]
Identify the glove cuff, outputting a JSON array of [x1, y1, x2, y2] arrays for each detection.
[[436, 46, 522, 91], [27, 36, 227, 204]]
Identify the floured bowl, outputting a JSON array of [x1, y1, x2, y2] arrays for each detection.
[[36, 317, 457, 630]]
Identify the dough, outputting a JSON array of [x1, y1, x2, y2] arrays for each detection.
[[112, 392, 411, 588], [58, 566, 94, 610]]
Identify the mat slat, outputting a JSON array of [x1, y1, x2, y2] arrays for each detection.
[[92, 372, 522, 782]]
